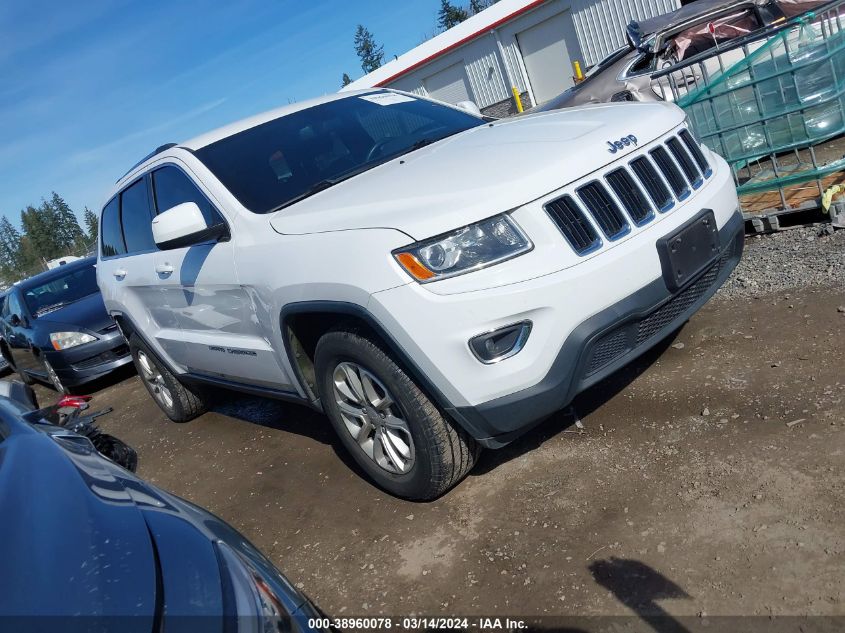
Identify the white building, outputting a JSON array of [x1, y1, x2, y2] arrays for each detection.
[[343, 0, 678, 116]]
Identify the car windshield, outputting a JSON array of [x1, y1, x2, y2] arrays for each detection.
[[23, 264, 99, 316], [194, 92, 485, 214]]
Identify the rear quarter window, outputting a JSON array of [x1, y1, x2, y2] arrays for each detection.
[[100, 198, 126, 258]]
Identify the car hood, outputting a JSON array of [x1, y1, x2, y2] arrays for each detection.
[[0, 428, 158, 622], [269, 102, 685, 240], [33, 291, 113, 333], [0, 391, 309, 625]]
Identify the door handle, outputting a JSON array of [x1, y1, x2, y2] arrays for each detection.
[[113, 269, 127, 280], [155, 263, 174, 275]]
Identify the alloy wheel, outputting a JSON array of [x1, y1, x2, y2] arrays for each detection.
[[136, 350, 174, 410], [332, 361, 415, 475]]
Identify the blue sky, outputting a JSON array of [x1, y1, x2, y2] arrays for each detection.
[[0, 0, 444, 225]]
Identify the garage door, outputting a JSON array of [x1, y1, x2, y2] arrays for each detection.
[[423, 62, 471, 104], [516, 11, 580, 104]]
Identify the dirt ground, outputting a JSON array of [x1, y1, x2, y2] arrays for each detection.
[[27, 278, 845, 626]]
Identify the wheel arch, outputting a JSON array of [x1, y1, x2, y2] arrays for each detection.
[[279, 301, 484, 439], [110, 313, 174, 376]]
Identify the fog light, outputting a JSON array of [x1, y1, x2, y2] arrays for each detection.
[[469, 321, 532, 364]]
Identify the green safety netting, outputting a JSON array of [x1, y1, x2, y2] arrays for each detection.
[[674, 9, 845, 194]]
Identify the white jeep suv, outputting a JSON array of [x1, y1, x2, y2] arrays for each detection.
[[97, 89, 743, 500]]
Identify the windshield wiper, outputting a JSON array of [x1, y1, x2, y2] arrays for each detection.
[[410, 137, 439, 151], [270, 179, 341, 213], [35, 301, 71, 316]]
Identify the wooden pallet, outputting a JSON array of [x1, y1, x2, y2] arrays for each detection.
[[738, 174, 844, 233], [742, 204, 830, 234], [740, 173, 845, 213]]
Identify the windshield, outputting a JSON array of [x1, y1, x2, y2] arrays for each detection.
[[195, 92, 485, 214], [23, 264, 99, 316]]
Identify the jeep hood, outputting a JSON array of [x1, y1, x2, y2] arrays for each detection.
[[269, 102, 684, 240]]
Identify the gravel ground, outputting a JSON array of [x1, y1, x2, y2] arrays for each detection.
[[40, 281, 842, 627], [14, 227, 845, 628], [718, 226, 845, 300]]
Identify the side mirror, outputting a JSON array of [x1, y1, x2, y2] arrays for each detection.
[[455, 100, 482, 117], [152, 202, 229, 250]]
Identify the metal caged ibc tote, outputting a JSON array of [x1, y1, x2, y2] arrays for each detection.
[[651, 0, 845, 232]]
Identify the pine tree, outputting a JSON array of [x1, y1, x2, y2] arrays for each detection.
[[50, 192, 85, 251], [342, 73, 353, 87], [21, 203, 58, 262], [437, 0, 469, 30], [18, 235, 40, 276], [470, 0, 486, 14], [354, 25, 384, 74], [84, 206, 99, 243], [0, 216, 23, 278]]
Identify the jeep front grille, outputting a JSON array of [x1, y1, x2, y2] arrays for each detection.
[[576, 182, 629, 240], [667, 137, 703, 189], [605, 168, 653, 226], [545, 195, 602, 254], [679, 129, 712, 177], [547, 130, 712, 255], [630, 156, 674, 213], [650, 146, 690, 200]]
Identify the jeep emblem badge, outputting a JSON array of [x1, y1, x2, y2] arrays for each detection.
[[606, 135, 638, 153]]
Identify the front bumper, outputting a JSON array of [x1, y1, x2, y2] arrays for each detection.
[[459, 211, 743, 446], [43, 329, 132, 387]]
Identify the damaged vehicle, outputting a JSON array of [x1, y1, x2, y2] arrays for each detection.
[[532, 0, 825, 110], [98, 89, 743, 500]]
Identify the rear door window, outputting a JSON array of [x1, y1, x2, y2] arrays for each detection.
[[120, 178, 157, 254], [100, 198, 126, 258], [152, 166, 224, 227]]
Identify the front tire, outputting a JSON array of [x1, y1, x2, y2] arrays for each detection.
[[129, 334, 208, 422], [315, 329, 480, 500]]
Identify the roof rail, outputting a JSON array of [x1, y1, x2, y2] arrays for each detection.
[[116, 143, 178, 183]]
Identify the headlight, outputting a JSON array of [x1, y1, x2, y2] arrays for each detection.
[[216, 540, 302, 628], [50, 331, 96, 350], [393, 214, 532, 282]]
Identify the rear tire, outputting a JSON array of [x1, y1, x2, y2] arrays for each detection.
[[128, 334, 207, 422], [315, 328, 480, 500]]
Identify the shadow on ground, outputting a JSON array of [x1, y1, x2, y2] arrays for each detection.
[[590, 557, 692, 633]]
